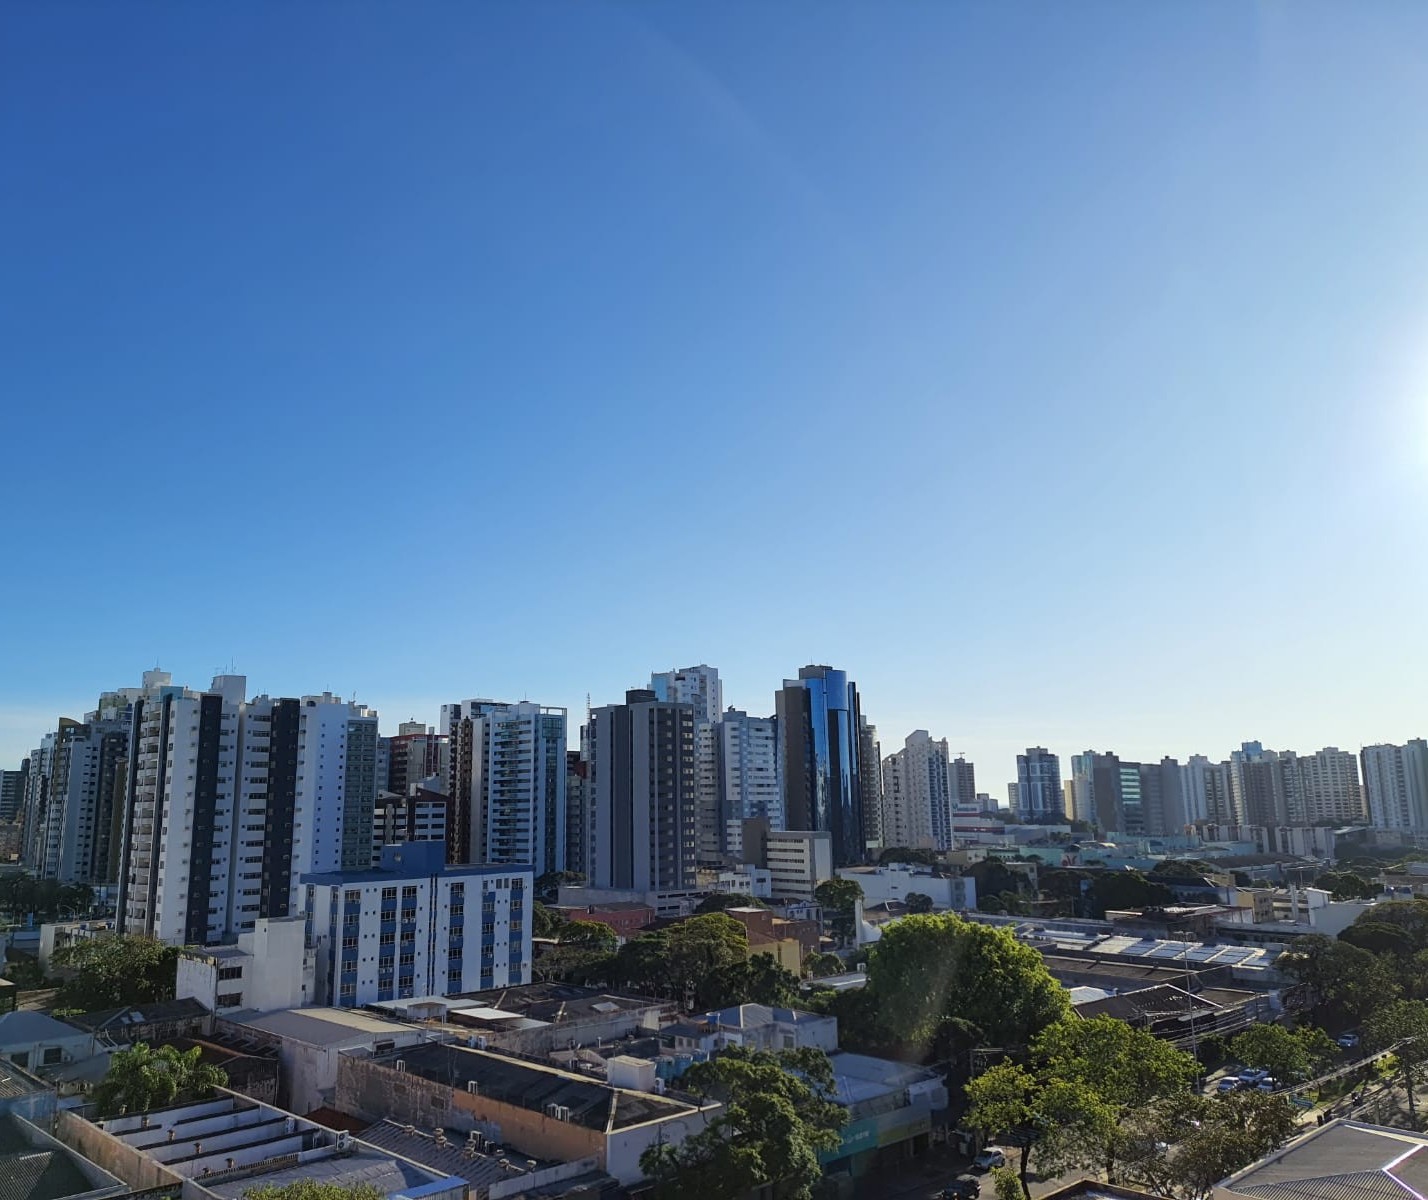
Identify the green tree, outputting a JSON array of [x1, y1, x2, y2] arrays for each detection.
[[991, 1167, 1024, 1200], [802, 952, 845, 978], [1340, 921, 1415, 959], [1032, 1016, 1198, 1181], [613, 931, 671, 996], [1123, 1091, 1299, 1200], [866, 914, 1069, 1059], [533, 870, 584, 904], [1229, 1024, 1310, 1082], [814, 879, 864, 944], [904, 892, 934, 915], [1350, 899, 1428, 950], [1317, 871, 1379, 902], [1365, 998, 1428, 1123], [245, 1183, 384, 1200], [1147, 860, 1217, 880], [695, 893, 767, 914], [639, 1046, 844, 1200], [1278, 934, 1399, 1023], [558, 919, 619, 952], [93, 1043, 226, 1117], [665, 914, 750, 1010], [720, 953, 800, 1008], [532, 901, 567, 939], [54, 934, 179, 1011], [1085, 870, 1174, 918]]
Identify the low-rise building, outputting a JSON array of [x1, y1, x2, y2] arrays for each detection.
[[548, 901, 654, 940], [177, 916, 314, 1015], [66, 997, 211, 1049], [69, 1090, 464, 1200], [820, 1051, 949, 1178], [0, 1011, 90, 1075], [837, 863, 976, 911], [1071, 982, 1276, 1049], [303, 842, 533, 1006], [217, 1006, 431, 1116], [664, 1003, 838, 1056], [336, 1040, 717, 1185], [1220, 1119, 1428, 1200], [722, 906, 821, 972]]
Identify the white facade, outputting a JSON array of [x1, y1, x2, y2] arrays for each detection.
[[1362, 741, 1428, 830], [1286, 747, 1365, 825], [717, 710, 783, 837], [765, 829, 833, 900], [372, 792, 447, 864], [838, 863, 976, 911], [881, 730, 953, 851], [444, 700, 566, 875], [650, 665, 723, 724], [176, 916, 315, 1014], [119, 674, 380, 946], [304, 842, 532, 1007], [714, 865, 773, 899]]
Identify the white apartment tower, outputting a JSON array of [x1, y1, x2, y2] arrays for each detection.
[[881, 731, 953, 851], [118, 673, 380, 946], [717, 709, 783, 838], [1362, 741, 1428, 830], [652, 666, 723, 862], [443, 700, 566, 874]]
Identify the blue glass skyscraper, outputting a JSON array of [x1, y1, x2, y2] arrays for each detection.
[[776, 665, 866, 866]]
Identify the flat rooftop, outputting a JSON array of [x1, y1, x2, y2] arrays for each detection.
[[384, 1041, 700, 1131], [228, 1006, 418, 1046]]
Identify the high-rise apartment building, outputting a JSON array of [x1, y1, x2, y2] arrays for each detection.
[[565, 748, 588, 876], [950, 755, 977, 812], [443, 700, 566, 874], [858, 717, 883, 852], [717, 710, 783, 843], [586, 689, 697, 892], [776, 666, 866, 866], [1362, 741, 1428, 830], [0, 764, 28, 822], [1229, 742, 1284, 826], [1181, 755, 1233, 825], [651, 666, 723, 864], [372, 790, 447, 864], [1285, 747, 1365, 824], [1015, 748, 1063, 820], [39, 711, 131, 883], [882, 731, 953, 851], [118, 673, 380, 946], [382, 724, 449, 798]]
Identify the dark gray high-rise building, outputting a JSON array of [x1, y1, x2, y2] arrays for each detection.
[[776, 666, 866, 866], [1015, 747, 1063, 820], [858, 717, 882, 853], [587, 690, 697, 891], [0, 763, 28, 823], [565, 748, 588, 877], [951, 756, 977, 810]]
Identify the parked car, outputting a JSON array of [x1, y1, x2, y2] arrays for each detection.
[[941, 1176, 981, 1199], [1217, 1077, 1241, 1094], [1255, 1077, 1279, 1093], [1238, 1067, 1269, 1084], [1338, 1032, 1360, 1049], [973, 1149, 1007, 1171]]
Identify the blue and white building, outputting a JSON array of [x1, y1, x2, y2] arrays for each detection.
[[302, 842, 532, 1007]]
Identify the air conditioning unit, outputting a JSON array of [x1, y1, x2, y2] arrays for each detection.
[[545, 1103, 571, 1121], [336, 1132, 351, 1151], [395, 1060, 407, 1073]]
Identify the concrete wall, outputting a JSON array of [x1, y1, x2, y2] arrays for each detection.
[[55, 1109, 182, 1193], [482, 1004, 669, 1057]]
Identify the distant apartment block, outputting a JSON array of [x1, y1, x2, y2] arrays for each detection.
[[1362, 740, 1428, 830], [303, 842, 532, 1006]]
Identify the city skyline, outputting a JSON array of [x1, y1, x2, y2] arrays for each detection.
[[5, 5, 1427, 782], [4, 659, 1423, 807]]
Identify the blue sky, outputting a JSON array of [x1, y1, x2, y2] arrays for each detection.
[[3, 2, 1427, 789]]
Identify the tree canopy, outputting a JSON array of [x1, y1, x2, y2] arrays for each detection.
[[93, 1043, 226, 1117], [1277, 934, 1399, 1023], [639, 1046, 845, 1200], [813, 879, 863, 943], [533, 870, 584, 904], [54, 934, 179, 1011], [863, 913, 1069, 1058], [904, 892, 934, 914], [878, 847, 938, 866], [1228, 1024, 1333, 1083], [1365, 998, 1428, 1122]]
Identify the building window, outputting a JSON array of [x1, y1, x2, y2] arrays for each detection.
[[42, 1047, 63, 1065], [217, 993, 243, 1008], [217, 966, 243, 981], [344, 889, 361, 905], [381, 887, 397, 902]]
